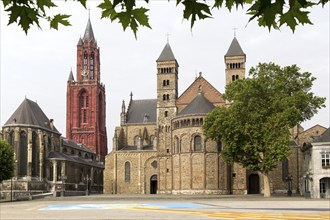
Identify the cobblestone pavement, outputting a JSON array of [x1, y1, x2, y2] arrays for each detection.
[[0, 194, 329, 219]]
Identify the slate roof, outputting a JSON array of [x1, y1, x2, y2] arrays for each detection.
[[178, 92, 215, 116], [83, 18, 96, 43], [225, 37, 245, 57], [48, 151, 104, 168], [313, 128, 330, 142], [62, 138, 94, 153], [3, 98, 60, 134], [157, 43, 176, 62], [126, 99, 157, 124]]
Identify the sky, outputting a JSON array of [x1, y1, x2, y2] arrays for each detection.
[[0, 1, 329, 152]]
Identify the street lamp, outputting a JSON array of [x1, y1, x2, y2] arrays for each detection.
[[83, 174, 91, 196], [60, 175, 67, 197]]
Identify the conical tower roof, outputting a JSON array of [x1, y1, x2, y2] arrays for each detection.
[[225, 37, 245, 57], [68, 69, 74, 81], [157, 43, 176, 61], [83, 18, 96, 43], [3, 98, 60, 134], [178, 92, 215, 116]]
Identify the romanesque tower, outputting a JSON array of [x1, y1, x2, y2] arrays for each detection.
[[156, 42, 179, 154], [156, 42, 179, 193], [66, 18, 107, 160], [224, 36, 246, 86]]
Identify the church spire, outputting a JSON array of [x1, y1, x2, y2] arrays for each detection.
[[157, 42, 176, 62], [68, 68, 74, 81], [83, 17, 96, 43], [225, 36, 245, 57]]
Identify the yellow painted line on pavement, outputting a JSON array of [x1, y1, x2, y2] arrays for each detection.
[[132, 206, 329, 220]]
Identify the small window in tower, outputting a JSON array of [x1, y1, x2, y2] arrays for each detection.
[[236, 75, 239, 80], [232, 75, 235, 82], [90, 53, 94, 80], [163, 94, 166, 100], [80, 96, 84, 107], [83, 51, 88, 72], [83, 109, 87, 123], [167, 80, 170, 86], [165, 111, 168, 117], [166, 94, 170, 100], [86, 96, 89, 107]]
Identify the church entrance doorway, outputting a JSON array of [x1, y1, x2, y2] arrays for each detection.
[[150, 175, 157, 194], [248, 174, 260, 194]]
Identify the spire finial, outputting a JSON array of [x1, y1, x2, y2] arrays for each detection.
[[88, 6, 91, 19], [166, 33, 170, 43], [233, 26, 237, 37]]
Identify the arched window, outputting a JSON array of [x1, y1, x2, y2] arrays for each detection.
[[166, 94, 170, 100], [49, 164, 53, 181], [79, 90, 88, 124], [31, 132, 39, 177], [83, 51, 88, 79], [232, 75, 236, 82], [90, 52, 94, 79], [194, 135, 202, 151], [19, 131, 27, 177], [125, 161, 131, 182], [7, 130, 14, 147], [175, 136, 180, 153], [236, 75, 239, 80], [163, 94, 166, 100]]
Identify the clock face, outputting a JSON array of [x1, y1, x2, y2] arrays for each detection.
[[81, 69, 88, 79]]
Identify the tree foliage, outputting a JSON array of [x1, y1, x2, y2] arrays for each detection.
[[203, 63, 325, 196], [1, 0, 329, 37], [0, 139, 14, 182]]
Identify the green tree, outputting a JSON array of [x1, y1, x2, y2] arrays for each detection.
[[203, 63, 325, 197], [0, 139, 14, 182], [1, 0, 329, 37]]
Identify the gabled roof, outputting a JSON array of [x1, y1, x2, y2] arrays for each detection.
[[3, 98, 60, 134], [83, 18, 96, 43], [157, 43, 176, 62], [225, 37, 245, 57], [178, 92, 215, 116], [314, 128, 330, 142], [62, 138, 94, 153], [176, 74, 225, 113], [126, 99, 157, 124]]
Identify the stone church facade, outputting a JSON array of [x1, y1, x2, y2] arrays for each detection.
[[0, 18, 106, 199], [104, 37, 326, 195], [105, 38, 250, 195]]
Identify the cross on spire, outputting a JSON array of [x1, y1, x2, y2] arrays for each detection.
[[233, 26, 237, 37], [166, 33, 170, 43]]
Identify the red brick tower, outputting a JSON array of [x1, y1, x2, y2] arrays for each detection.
[[66, 18, 107, 160]]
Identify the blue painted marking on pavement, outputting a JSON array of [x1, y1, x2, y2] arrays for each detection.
[[39, 203, 211, 211]]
